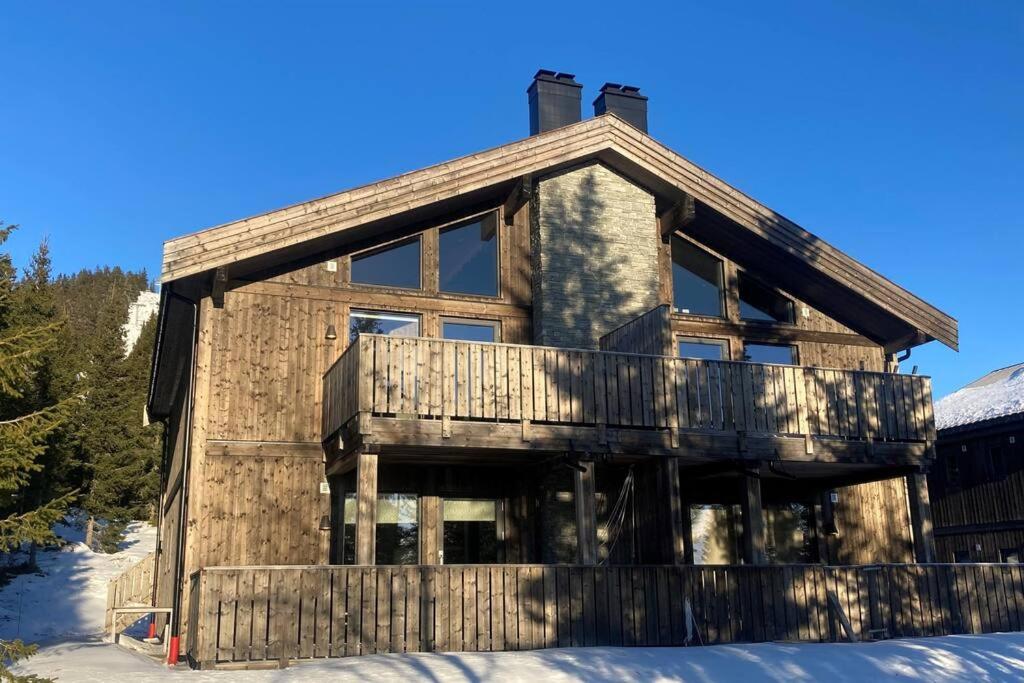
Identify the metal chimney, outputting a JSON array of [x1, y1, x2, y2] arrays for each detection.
[[593, 83, 648, 132], [527, 70, 583, 135]]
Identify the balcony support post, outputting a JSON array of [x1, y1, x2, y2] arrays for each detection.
[[740, 467, 767, 565], [663, 457, 687, 565], [907, 469, 936, 563], [354, 450, 378, 565], [574, 459, 598, 565]]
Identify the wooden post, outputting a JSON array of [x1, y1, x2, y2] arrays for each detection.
[[681, 487, 695, 565], [574, 460, 598, 565], [739, 469, 766, 565], [907, 471, 936, 563], [663, 458, 687, 565], [354, 451, 378, 565]]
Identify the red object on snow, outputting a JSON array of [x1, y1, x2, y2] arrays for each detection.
[[167, 636, 180, 665], [147, 621, 157, 639]]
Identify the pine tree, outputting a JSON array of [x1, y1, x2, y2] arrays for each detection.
[[79, 295, 161, 551], [0, 222, 73, 682]]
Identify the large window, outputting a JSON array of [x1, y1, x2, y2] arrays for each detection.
[[440, 213, 499, 297], [348, 309, 420, 342], [764, 503, 816, 564], [743, 343, 797, 365], [738, 272, 795, 324], [350, 237, 421, 289], [342, 493, 420, 565], [678, 336, 728, 361], [442, 318, 499, 343], [443, 498, 499, 564], [689, 504, 742, 564], [671, 237, 724, 317]]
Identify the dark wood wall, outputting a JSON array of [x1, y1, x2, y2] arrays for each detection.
[[929, 419, 1024, 562]]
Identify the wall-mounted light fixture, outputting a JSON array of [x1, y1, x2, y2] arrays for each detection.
[[325, 324, 337, 340]]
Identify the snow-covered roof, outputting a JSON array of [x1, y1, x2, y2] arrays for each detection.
[[935, 362, 1024, 432]]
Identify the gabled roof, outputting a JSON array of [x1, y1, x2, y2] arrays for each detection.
[[935, 363, 1024, 432], [160, 114, 957, 351]]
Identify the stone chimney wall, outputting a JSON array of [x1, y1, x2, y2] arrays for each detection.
[[531, 161, 660, 348]]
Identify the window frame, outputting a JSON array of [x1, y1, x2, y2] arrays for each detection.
[[741, 341, 799, 366], [677, 336, 729, 361], [349, 235, 423, 291], [347, 309, 422, 344], [441, 496, 504, 565], [737, 270, 796, 325], [440, 317, 501, 343], [670, 235, 726, 319], [438, 211, 501, 299]]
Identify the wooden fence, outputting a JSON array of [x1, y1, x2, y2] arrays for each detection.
[[186, 562, 1024, 668], [322, 335, 934, 446], [105, 551, 156, 636]]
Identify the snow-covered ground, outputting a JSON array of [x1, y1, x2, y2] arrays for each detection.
[[0, 518, 155, 645], [15, 634, 1024, 682], [7, 520, 1024, 681]]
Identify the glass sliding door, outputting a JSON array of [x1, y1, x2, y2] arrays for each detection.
[[341, 492, 419, 565], [442, 498, 500, 564]]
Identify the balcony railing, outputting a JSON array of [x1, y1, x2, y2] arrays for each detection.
[[322, 335, 935, 449]]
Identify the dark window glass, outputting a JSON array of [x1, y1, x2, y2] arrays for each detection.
[[1001, 548, 1021, 564], [953, 549, 971, 563], [678, 337, 728, 361], [671, 237, 724, 317], [351, 238, 421, 289], [764, 503, 816, 564], [443, 499, 499, 564], [738, 272, 795, 324], [440, 213, 498, 296], [442, 319, 498, 343], [743, 343, 797, 365], [342, 493, 419, 565], [348, 310, 420, 342]]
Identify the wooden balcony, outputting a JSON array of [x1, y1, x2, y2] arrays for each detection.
[[322, 335, 936, 467]]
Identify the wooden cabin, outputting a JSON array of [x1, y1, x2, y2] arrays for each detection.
[[144, 71, 959, 666], [929, 363, 1024, 562]]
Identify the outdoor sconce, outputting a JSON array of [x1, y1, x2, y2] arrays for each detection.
[[325, 324, 337, 341], [319, 515, 331, 530]]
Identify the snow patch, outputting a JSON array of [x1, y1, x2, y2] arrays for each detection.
[[935, 363, 1024, 431]]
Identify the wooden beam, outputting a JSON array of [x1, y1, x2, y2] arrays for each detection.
[[658, 194, 695, 238], [739, 468, 766, 565], [354, 451, 378, 565], [211, 266, 228, 308], [574, 460, 598, 565], [502, 174, 532, 226], [907, 471, 936, 563], [883, 330, 929, 355], [663, 457, 687, 565]]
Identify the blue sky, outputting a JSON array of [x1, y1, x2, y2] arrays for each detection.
[[1, 1, 1020, 398]]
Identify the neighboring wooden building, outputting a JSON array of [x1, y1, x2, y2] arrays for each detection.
[[929, 363, 1024, 562], [143, 72, 957, 664]]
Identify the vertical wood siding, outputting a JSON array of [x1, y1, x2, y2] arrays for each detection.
[[186, 563, 1024, 668]]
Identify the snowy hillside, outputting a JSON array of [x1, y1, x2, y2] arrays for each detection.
[[935, 363, 1024, 431], [0, 520, 155, 644]]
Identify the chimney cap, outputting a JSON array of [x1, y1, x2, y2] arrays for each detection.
[[529, 69, 582, 91], [595, 82, 648, 103]]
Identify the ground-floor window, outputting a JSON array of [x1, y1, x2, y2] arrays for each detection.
[[341, 493, 420, 565], [1000, 548, 1021, 563], [764, 503, 816, 564], [690, 504, 742, 564], [442, 498, 499, 564], [953, 549, 971, 563]]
